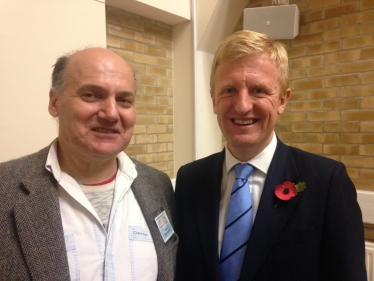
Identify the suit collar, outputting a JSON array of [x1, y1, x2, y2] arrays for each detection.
[[241, 140, 301, 281]]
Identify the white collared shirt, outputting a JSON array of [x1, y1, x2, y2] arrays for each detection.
[[218, 132, 277, 254], [45, 141, 158, 281]]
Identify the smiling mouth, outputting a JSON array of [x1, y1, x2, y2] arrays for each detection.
[[93, 128, 118, 134], [233, 119, 256, 125]]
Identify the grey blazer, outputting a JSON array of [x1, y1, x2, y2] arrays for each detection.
[[0, 146, 178, 281]]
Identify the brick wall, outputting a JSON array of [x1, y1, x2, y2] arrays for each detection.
[[106, 6, 175, 178], [238, 0, 374, 191]]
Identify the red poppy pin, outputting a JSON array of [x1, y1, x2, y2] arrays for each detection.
[[274, 181, 306, 208]]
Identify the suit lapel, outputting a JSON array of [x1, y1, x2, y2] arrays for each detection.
[[194, 151, 224, 281], [14, 172, 70, 280], [240, 141, 301, 281], [130, 165, 177, 280]]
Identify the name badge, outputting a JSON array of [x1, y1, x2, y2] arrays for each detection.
[[155, 211, 174, 243]]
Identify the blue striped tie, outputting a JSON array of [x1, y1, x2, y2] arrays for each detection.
[[220, 163, 254, 281]]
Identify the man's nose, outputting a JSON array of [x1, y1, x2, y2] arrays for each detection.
[[97, 98, 119, 122], [233, 91, 254, 113]]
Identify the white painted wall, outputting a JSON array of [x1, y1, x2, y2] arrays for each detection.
[[0, 0, 106, 162]]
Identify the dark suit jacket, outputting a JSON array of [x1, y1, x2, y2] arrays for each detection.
[[0, 146, 178, 281], [175, 139, 367, 281]]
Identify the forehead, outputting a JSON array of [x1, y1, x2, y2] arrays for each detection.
[[64, 49, 135, 90]]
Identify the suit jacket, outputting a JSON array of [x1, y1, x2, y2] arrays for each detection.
[[175, 139, 367, 281], [0, 146, 178, 281]]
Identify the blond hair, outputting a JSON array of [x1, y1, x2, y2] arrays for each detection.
[[210, 30, 289, 95]]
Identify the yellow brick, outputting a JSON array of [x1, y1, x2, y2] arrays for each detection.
[[361, 121, 374, 132], [323, 144, 358, 155], [136, 134, 157, 144], [360, 145, 374, 156], [133, 53, 157, 65], [121, 18, 144, 32], [292, 78, 323, 90], [145, 86, 166, 95], [277, 112, 306, 122], [325, 3, 360, 19], [135, 95, 156, 105], [308, 0, 340, 10], [146, 45, 167, 57], [289, 91, 306, 101], [343, 35, 374, 50], [290, 68, 306, 80], [361, 22, 374, 35], [347, 168, 359, 179], [275, 123, 292, 132], [342, 60, 374, 73], [147, 125, 167, 134], [307, 18, 339, 34], [307, 65, 340, 77], [133, 124, 146, 134], [136, 74, 157, 85], [157, 58, 172, 68], [306, 133, 339, 143], [158, 115, 173, 124], [157, 97, 173, 105], [107, 24, 133, 39], [342, 109, 374, 121], [121, 40, 145, 53], [341, 10, 374, 25], [136, 115, 158, 124], [144, 25, 168, 38], [322, 98, 359, 110], [128, 62, 145, 75], [324, 122, 359, 132], [306, 88, 339, 100], [361, 97, 374, 109], [291, 100, 321, 111], [300, 10, 323, 24], [291, 33, 323, 47], [324, 50, 360, 64], [361, 48, 374, 59], [292, 122, 323, 132], [157, 38, 173, 50], [157, 77, 173, 87], [158, 152, 174, 162], [277, 132, 306, 143], [307, 111, 340, 121], [106, 11, 121, 25], [110, 48, 133, 61], [341, 156, 374, 168], [146, 65, 167, 76], [291, 56, 323, 68], [125, 145, 147, 155], [324, 74, 360, 87], [360, 169, 374, 180], [107, 35, 121, 48], [322, 26, 359, 41], [158, 133, 174, 142], [134, 104, 147, 114], [134, 31, 156, 45], [136, 153, 158, 163], [341, 133, 374, 143], [342, 85, 374, 97], [363, 0, 374, 10], [291, 143, 322, 154], [147, 105, 167, 114], [147, 143, 168, 153], [362, 72, 374, 84], [308, 41, 341, 55], [351, 179, 374, 191]]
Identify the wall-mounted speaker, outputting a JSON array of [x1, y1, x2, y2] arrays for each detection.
[[243, 4, 300, 39]]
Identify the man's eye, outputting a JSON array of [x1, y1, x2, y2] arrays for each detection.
[[82, 92, 95, 99], [254, 88, 264, 94], [118, 98, 133, 107], [223, 88, 235, 94]]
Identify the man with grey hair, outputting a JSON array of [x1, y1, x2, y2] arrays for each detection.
[[0, 47, 178, 280]]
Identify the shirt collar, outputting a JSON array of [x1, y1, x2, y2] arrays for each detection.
[[45, 139, 137, 181], [225, 132, 277, 175]]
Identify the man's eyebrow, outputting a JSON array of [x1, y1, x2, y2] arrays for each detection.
[[78, 84, 134, 95]]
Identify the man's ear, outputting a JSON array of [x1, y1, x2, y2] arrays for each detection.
[[277, 88, 291, 115], [210, 90, 217, 114], [48, 89, 59, 117]]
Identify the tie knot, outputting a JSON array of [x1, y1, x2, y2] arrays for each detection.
[[234, 163, 254, 180]]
